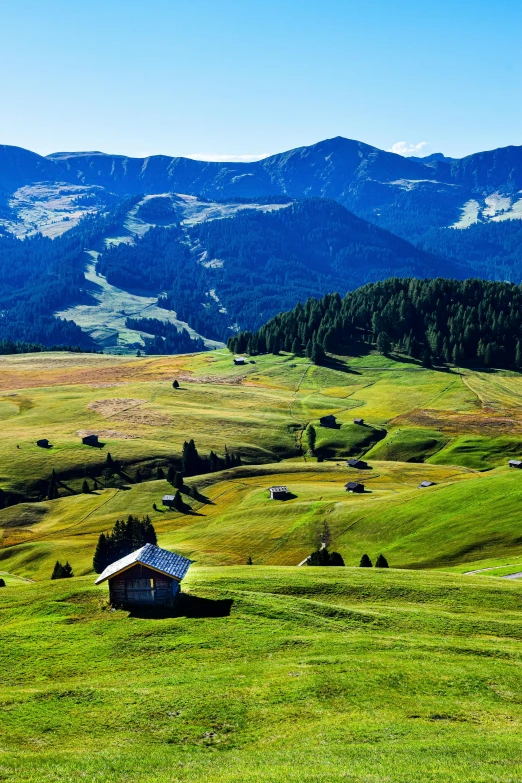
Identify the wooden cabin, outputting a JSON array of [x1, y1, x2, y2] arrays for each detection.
[[36, 439, 50, 448], [319, 414, 337, 428], [94, 543, 192, 608], [82, 434, 99, 447], [418, 480, 436, 488], [509, 460, 522, 469], [234, 356, 246, 365], [269, 485, 288, 500], [346, 458, 368, 469], [345, 481, 364, 493], [354, 418, 364, 425], [162, 494, 176, 507]]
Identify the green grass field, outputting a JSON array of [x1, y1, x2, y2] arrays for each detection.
[[2, 349, 522, 781], [1, 567, 522, 782]]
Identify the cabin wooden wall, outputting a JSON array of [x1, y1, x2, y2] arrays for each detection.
[[108, 563, 179, 607]]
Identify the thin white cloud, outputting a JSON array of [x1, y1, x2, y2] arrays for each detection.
[[184, 152, 271, 162], [388, 141, 431, 157]]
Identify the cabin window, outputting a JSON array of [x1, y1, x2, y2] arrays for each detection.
[[126, 578, 155, 602]]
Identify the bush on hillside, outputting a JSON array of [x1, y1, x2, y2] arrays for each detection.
[[375, 554, 389, 568], [51, 561, 74, 579], [359, 554, 372, 567], [306, 548, 345, 566]]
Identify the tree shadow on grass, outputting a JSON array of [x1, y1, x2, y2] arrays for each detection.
[[128, 593, 233, 619]]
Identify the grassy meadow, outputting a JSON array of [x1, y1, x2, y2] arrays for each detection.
[[2, 567, 522, 782], [2, 349, 522, 781]]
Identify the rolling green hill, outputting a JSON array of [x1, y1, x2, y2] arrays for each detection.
[[2, 348, 522, 580], [1, 567, 522, 782]]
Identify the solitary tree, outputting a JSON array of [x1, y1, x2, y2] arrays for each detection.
[[173, 490, 184, 511], [0, 578, 5, 587], [359, 554, 372, 567], [247, 556, 253, 565], [81, 479, 90, 494], [375, 553, 389, 568], [306, 424, 316, 455], [157, 467, 165, 479], [376, 332, 390, 355], [173, 380, 180, 389], [174, 471, 184, 490], [167, 465, 176, 485]]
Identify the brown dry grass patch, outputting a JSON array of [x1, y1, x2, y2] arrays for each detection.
[[392, 407, 522, 435]]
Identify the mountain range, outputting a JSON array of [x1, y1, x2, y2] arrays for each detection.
[[0, 136, 521, 351]]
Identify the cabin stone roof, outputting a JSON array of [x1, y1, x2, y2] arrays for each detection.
[[95, 544, 192, 585]]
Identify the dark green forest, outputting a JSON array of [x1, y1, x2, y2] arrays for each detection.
[[125, 317, 205, 354], [98, 199, 465, 341], [228, 278, 522, 370]]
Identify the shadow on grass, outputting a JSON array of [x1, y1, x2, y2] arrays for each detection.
[[128, 593, 233, 619]]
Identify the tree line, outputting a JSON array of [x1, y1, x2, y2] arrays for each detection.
[[228, 277, 522, 370]]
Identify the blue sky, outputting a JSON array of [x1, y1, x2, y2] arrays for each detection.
[[0, 0, 520, 160]]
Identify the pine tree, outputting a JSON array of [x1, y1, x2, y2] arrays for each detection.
[[174, 471, 184, 490], [51, 561, 64, 579], [359, 554, 372, 567], [93, 533, 110, 574], [173, 489, 184, 511], [516, 340, 522, 369], [82, 479, 90, 494], [157, 467, 165, 479], [62, 561, 74, 578], [173, 380, 180, 389], [311, 337, 324, 365], [47, 470, 59, 500], [291, 337, 301, 356], [306, 423, 316, 455], [305, 338, 313, 359], [328, 551, 345, 566], [247, 556, 253, 565], [135, 468, 142, 483], [167, 465, 176, 485], [376, 332, 390, 355], [375, 553, 389, 568]]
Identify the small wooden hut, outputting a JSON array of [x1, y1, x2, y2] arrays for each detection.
[[319, 414, 337, 428], [345, 481, 364, 493], [162, 494, 176, 507], [354, 418, 364, 425], [346, 458, 368, 469], [95, 543, 192, 607], [509, 460, 522, 469], [234, 356, 246, 365], [269, 486, 288, 500], [82, 434, 99, 447], [418, 480, 436, 488]]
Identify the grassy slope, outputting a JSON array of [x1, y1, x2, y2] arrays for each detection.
[[3, 351, 522, 578], [1, 568, 522, 783]]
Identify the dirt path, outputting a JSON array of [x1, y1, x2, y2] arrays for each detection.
[[464, 564, 522, 575]]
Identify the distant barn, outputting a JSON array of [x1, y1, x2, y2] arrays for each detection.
[[509, 460, 522, 469], [234, 356, 246, 365], [269, 486, 288, 500], [418, 480, 436, 488], [346, 458, 368, 469], [36, 439, 50, 448], [319, 414, 337, 428], [162, 494, 176, 507], [345, 481, 364, 493], [354, 418, 364, 425], [82, 434, 99, 447], [94, 543, 192, 607]]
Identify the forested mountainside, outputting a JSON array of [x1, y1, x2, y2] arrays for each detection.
[[0, 198, 139, 346], [97, 199, 467, 341], [1, 138, 521, 241], [228, 278, 522, 371]]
